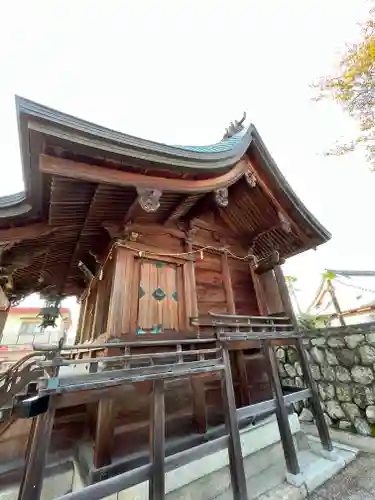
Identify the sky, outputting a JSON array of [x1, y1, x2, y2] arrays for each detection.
[[1, 0, 375, 312]]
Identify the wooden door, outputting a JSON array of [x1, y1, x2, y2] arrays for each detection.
[[137, 260, 179, 333]]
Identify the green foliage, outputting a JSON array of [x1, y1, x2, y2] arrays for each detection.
[[314, 4, 375, 167], [322, 271, 336, 281], [38, 296, 62, 330], [298, 313, 331, 330], [284, 275, 298, 283]]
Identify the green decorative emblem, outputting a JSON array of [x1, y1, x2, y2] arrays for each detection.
[[172, 291, 178, 301], [139, 286, 145, 299], [152, 288, 166, 301], [154, 261, 167, 269]]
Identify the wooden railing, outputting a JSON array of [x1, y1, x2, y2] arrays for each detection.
[[1, 313, 334, 500]]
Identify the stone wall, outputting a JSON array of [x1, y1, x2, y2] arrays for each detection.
[[276, 323, 375, 436]]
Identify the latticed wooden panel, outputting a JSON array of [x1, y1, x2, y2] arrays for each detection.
[[137, 261, 178, 333]]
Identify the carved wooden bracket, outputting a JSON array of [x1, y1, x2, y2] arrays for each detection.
[[136, 188, 162, 213], [244, 170, 257, 188], [278, 211, 292, 233], [254, 250, 285, 274], [214, 187, 229, 207]]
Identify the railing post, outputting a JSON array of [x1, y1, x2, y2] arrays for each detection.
[[295, 339, 333, 452], [149, 379, 165, 500], [221, 346, 248, 500], [17, 397, 56, 500], [17, 341, 63, 500], [273, 264, 333, 453], [263, 340, 301, 477]]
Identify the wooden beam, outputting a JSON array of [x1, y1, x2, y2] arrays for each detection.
[[39, 155, 248, 194], [0, 223, 60, 245]]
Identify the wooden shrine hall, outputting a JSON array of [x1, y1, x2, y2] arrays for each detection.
[[0, 98, 333, 500]]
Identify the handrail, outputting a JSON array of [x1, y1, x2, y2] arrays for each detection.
[[0, 351, 45, 384], [33, 338, 216, 352], [208, 312, 292, 321]]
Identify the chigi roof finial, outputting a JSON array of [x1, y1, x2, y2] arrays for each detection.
[[223, 111, 247, 139]]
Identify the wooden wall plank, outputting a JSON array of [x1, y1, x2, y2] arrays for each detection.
[[106, 247, 134, 338]]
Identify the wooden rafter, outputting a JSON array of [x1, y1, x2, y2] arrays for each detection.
[[65, 186, 101, 291], [246, 159, 310, 246], [39, 155, 248, 194], [123, 194, 140, 224], [165, 194, 205, 224], [0, 223, 60, 245]]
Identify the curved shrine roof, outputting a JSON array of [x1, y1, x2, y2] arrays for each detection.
[[0, 96, 330, 300]]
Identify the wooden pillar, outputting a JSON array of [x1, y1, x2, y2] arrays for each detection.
[[258, 270, 284, 315], [221, 250, 235, 314], [222, 250, 250, 406], [17, 400, 57, 500], [80, 289, 96, 344], [149, 379, 165, 499], [190, 375, 207, 433], [91, 277, 107, 341], [94, 245, 134, 469], [273, 266, 296, 322], [75, 296, 87, 344], [263, 340, 300, 475], [0, 308, 9, 343], [250, 264, 267, 315], [184, 236, 198, 328], [327, 279, 345, 326], [221, 347, 248, 500], [0, 285, 9, 341], [94, 399, 116, 468], [185, 235, 208, 433]]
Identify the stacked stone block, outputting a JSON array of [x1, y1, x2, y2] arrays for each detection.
[[276, 324, 375, 436]]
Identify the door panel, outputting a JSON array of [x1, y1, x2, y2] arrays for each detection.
[[137, 261, 179, 333]]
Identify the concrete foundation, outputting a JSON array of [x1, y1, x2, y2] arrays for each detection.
[[0, 414, 358, 500]]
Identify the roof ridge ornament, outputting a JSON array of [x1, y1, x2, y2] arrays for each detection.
[[223, 111, 247, 140]]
